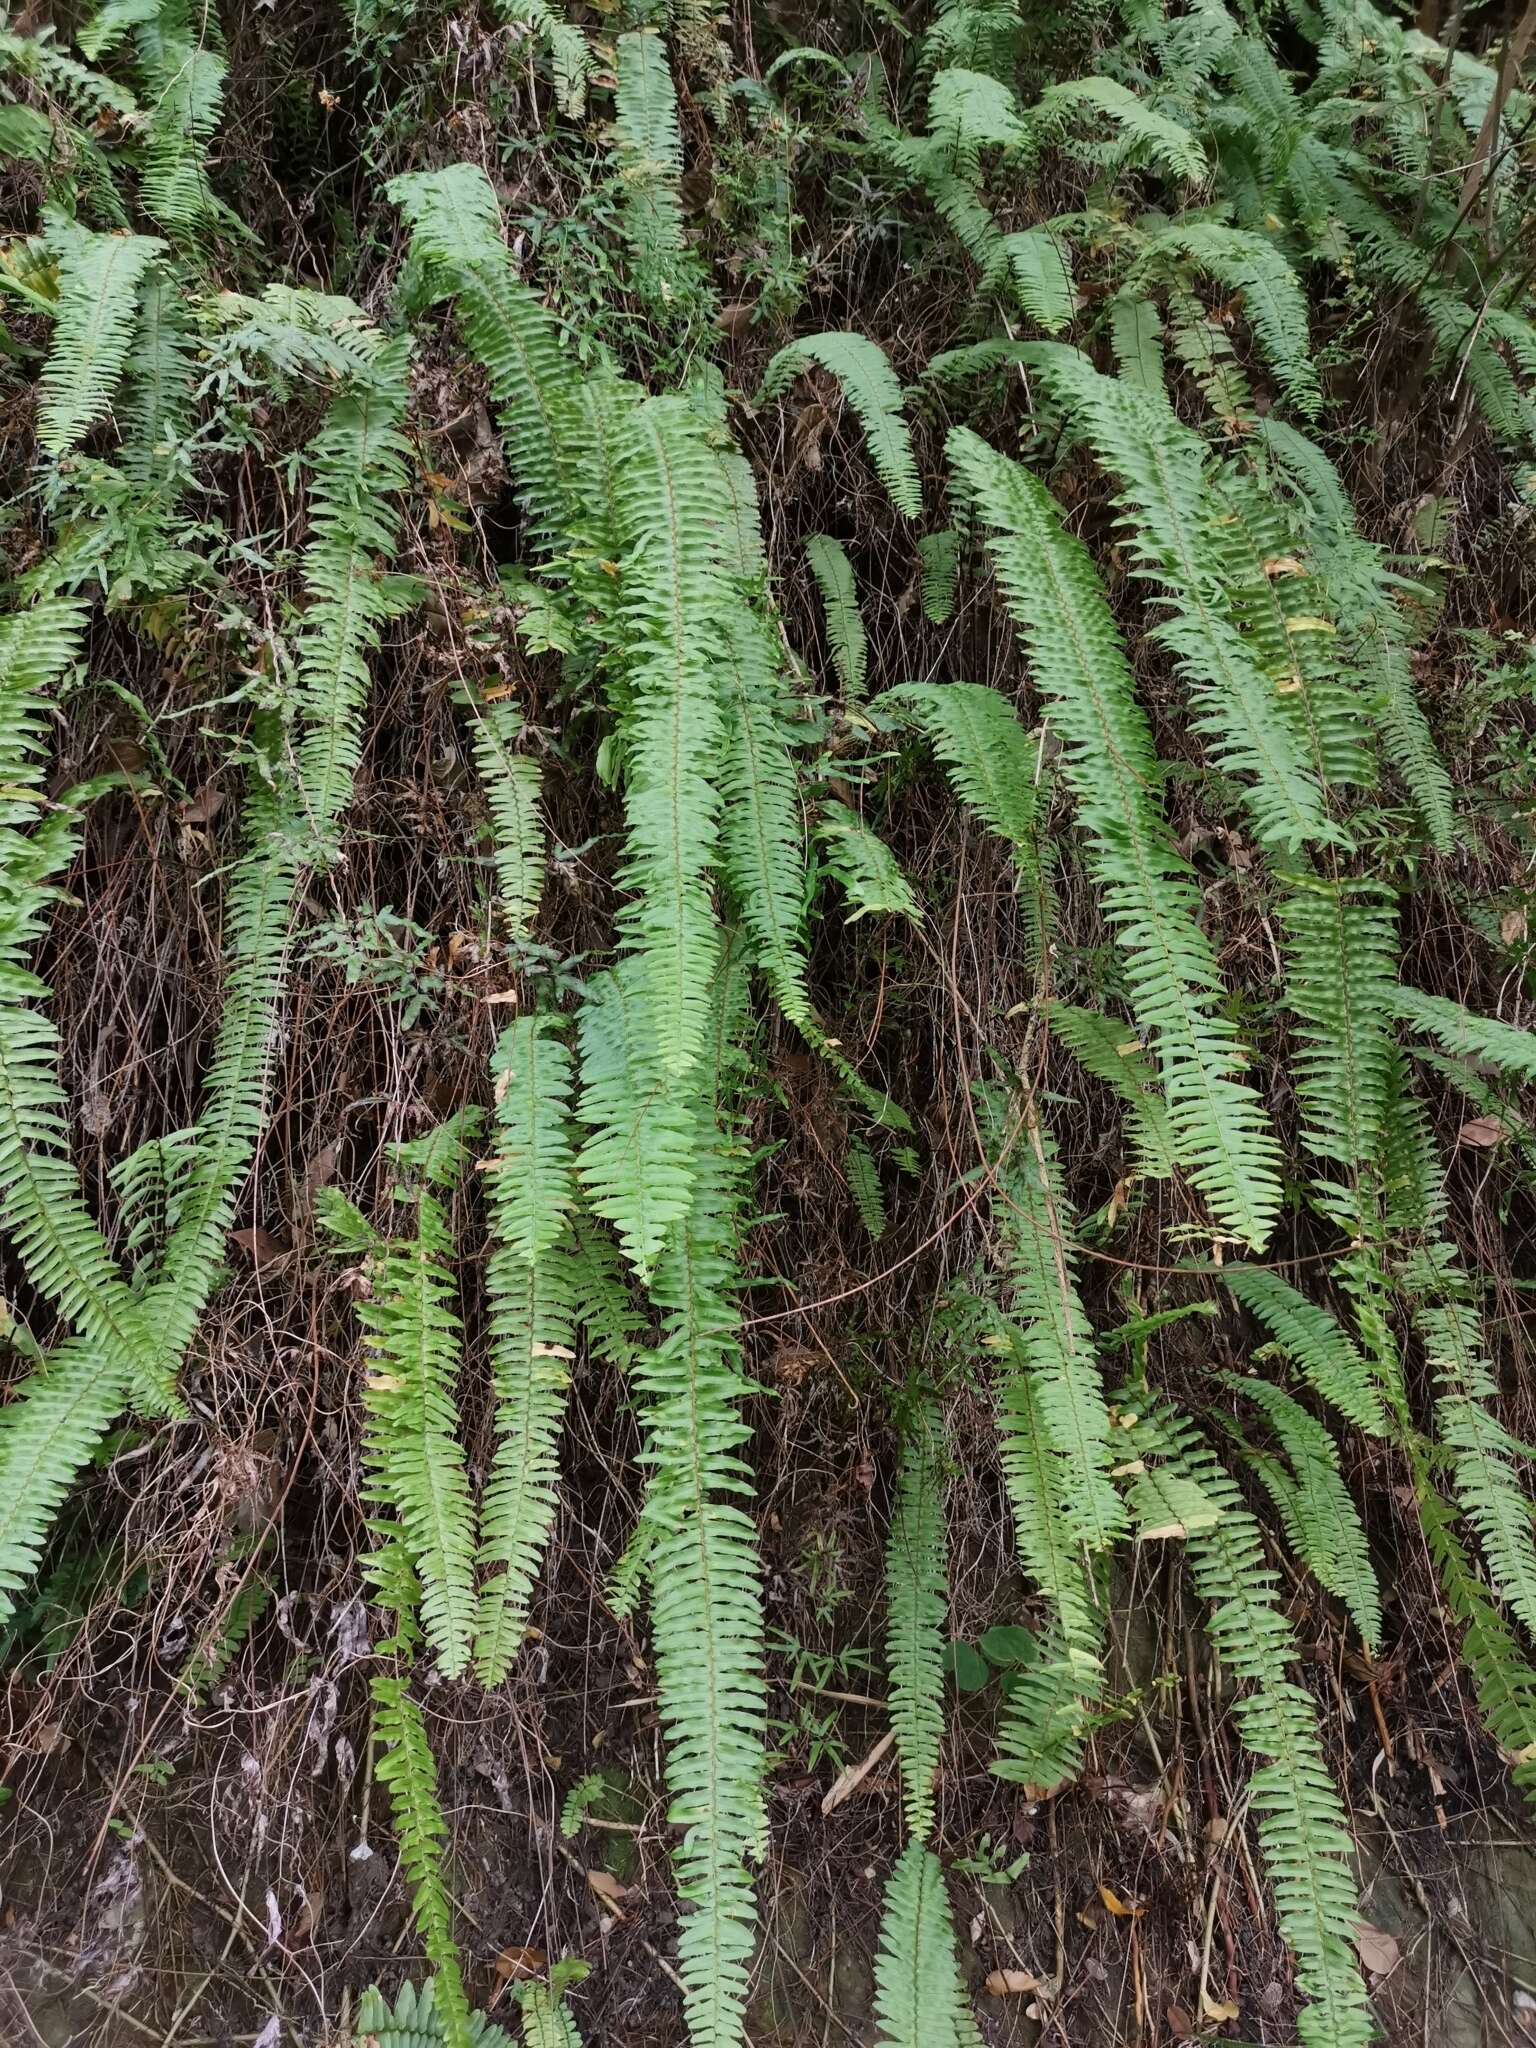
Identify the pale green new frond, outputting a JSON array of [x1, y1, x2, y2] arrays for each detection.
[[38, 219, 164, 455], [575, 961, 698, 1280], [805, 534, 867, 699], [759, 332, 922, 518], [1227, 1376, 1381, 1648], [816, 800, 922, 923], [1392, 986, 1536, 1085], [1219, 1267, 1385, 1434], [946, 424, 1282, 1249], [1124, 1397, 1373, 2048], [873, 1841, 973, 2048], [1279, 880, 1399, 1175], [612, 395, 729, 1076], [470, 699, 544, 944], [370, 1677, 476, 2048], [517, 1980, 585, 2048], [1047, 1004, 1177, 1180], [885, 1396, 948, 1841]]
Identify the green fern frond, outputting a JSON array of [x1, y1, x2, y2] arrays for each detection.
[[927, 64, 1030, 171], [633, 1129, 766, 2048], [357, 1978, 512, 2048], [1392, 986, 1536, 1085], [475, 1017, 578, 1683], [1135, 223, 1320, 416], [1108, 293, 1166, 397], [917, 530, 958, 623], [1047, 1005, 1177, 1180], [516, 1978, 586, 2048], [805, 534, 867, 699], [1016, 346, 1340, 854], [612, 395, 729, 1076], [1123, 1396, 1373, 2048], [872, 1840, 974, 2048], [983, 1098, 1125, 1552], [1035, 74, 1208, 181], [370, 1677, 476, 2048], [946, 423, 1282, 1249], [137, 26, 225, 235], [575, 960, 698, 1280], [846, 1132, 887, 1238], [759, 332, 923, 518], [885, 1395, 948, 1840], [613, 30, 692, 297], [816, 800, 922, 923], [0, 1341, 127, 1621], [469, 698, 545, 945], [877, 681, 1038, 858], [982, 227, 1075, 333], [1279, 878, 1399, 1177], [1225, 1376, 1381, 1648], [37, 217, 164, 455], [388, 162, 585, 548], [1418, 1289, 1536, 1643], [1219, 1267, 1386, 1434]]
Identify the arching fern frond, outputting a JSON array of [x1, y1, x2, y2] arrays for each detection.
[[816, 800, 923, 924], [947, 424, 1282, 1249], [1047, 1004, 1177, 1181], [873, 1841, 974, 2048], [1392, 986, 1536, 1085], [1035, 74, 1208, 181], [1219, 1267, 1385, 1434], [805, 534, 867, 699], [759, 333, 922, 518], [1134, 223, 1320, 417]]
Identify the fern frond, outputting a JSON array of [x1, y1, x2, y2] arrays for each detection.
[[1136, 223, 1320, 416], [1279, 878, 1399, 1177], [816, 800, 923, 923], [1392, 986, 1536, 1085], [634, 1130, 766, 2047], [917, 530, 958, 623], [1047, 1004, 1177, 1180], [388, 163, 585, 549], [575, 961, 698, 1280], [1418, 1290, 1536, 1642], [0, 1341, 127, 1621], [1017, 346, 1339, 854], [1225, 1376, 1381, 1648], [474, 1017, 578, 1682], [137, 27, 225, 235], [469, 699, 545, 944], [371, 1676, 475, 2048], [1035, 74, 1208, 181], [846, 1132, 887, 1238], [717, 614, 813, 1032], [612, 395, 729, 1076], [38, 218, 164, 455], [759, 333, 923, 518], [357, 1978, 513, 2048], [516, 1979, 585, 2048], [1108, 293, 1166, 397], [872, 1841, 973, 2048], [614, 31, 686, 273], [982, 226, 1075, 333], [1219, 1267, 1385, 1434], [1123, 1396, 1373, 2048], [885, 1395, 948, 1840], [805, 534, 867, 699], [947, 424, 1282, 1249], [877, 681, 1038, 857], [984, 1095, 1125, 1551]]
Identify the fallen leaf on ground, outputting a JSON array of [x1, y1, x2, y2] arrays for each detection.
[[1457, 1115, 1508, 1148], [585, 1868, 628, 1916], [1201, 1990, 1241, 2021], [1354, 1921, 1401, 1975], [821, 1728, 895, 1816], [1098, 1884, 1143, 1917], [984, 1968, 1040, 1995]]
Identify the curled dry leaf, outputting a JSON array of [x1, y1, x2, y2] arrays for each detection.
[[984, 1968, 1041, 1996]]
